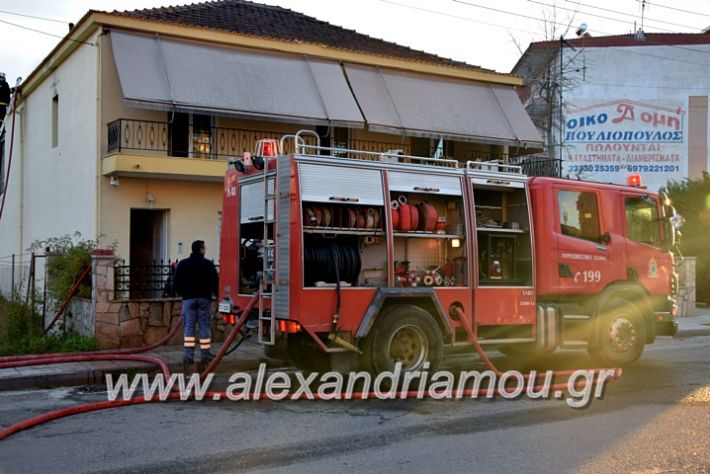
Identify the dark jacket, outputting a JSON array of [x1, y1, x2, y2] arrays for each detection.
[[0, 80, 10, 106], [174, 253, 219, 300]]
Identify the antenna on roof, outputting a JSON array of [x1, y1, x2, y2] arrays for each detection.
[[636, 0, 647, 41]]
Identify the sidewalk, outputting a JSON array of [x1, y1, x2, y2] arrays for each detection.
[[0, 338, 274, 391], [1, 311, 709, 391], [673, 308, 710, 338]]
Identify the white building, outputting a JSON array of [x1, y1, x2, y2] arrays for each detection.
[[513, 32, 710, 191]]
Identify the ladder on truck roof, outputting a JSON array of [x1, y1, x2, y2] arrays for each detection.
[[258, 154, 276, 345], [282, 130, 524, 175]]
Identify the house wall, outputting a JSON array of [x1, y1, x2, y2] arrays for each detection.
[[545, 44, 710, 190], [100, 176, 223, 263], [0, 33, 99, 271]]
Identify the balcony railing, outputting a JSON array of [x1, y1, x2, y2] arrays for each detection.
[[106, 118, 560, 176], [509, 154, 563, 178], [107, 119, 320, 159]]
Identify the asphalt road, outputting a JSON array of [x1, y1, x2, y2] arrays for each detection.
[[0, 336, 709, 474]]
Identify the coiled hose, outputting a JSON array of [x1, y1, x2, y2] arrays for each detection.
[[303, 238, 361, 286]]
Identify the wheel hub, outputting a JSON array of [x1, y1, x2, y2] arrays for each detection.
[[608, 317, 637, 353], [388, 325, 428, 370]]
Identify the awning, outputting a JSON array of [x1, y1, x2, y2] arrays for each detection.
[[110, 30, 365, 128], [343, 64, 543, 147]]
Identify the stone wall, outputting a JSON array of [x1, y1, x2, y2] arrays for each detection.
[[91, 250, 226, 349]]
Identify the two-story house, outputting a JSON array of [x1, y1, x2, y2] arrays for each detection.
[[0, 0, 541, 276]]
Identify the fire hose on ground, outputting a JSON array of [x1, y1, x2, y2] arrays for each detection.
[[0, 305, 185, 364], [0, 296, 621, 440]]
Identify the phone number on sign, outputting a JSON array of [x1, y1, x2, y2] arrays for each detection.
[[567, 164, 681, 173]]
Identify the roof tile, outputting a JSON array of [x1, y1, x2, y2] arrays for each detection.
[[114, 0, 491, 72]]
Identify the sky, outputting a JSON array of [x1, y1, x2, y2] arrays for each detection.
[[1, 0, 710, 84]]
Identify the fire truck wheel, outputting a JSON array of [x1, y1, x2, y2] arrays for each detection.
[[287, 333, 331, 373], [588, 298, 646, 366], [365, 305, 443, 373]]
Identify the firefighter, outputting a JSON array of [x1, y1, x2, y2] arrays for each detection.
[[174, 240, 219, 370], [0, 73, 10, 124]]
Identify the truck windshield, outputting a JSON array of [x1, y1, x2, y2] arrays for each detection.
[[625, 197, 661, 247]]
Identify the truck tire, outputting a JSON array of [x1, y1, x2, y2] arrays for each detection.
[[363, 305, 443, 373], [588, 298, 645, 366]]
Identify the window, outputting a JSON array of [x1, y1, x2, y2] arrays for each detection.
[[625, 197, 661, 246], [168, 112, 212, 158], [51, 95, 59, 148], [558, 190, 601, 241], [192, 114, 213, 159]]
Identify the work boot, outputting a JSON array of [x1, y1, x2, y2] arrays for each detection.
[[182, 357, 194, 373], [198, 352, 216, 372]]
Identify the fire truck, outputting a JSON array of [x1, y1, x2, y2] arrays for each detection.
[[218, 130, 681, 372]]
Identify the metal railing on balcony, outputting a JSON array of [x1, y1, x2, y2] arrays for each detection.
[[107, 119, 318, 160], [106, 118, 560, 176], [509, 153, 563, 178]]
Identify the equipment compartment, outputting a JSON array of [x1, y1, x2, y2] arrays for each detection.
[[472, 185, 532, 286], [390, 190, 468, 287], [301, 201, 387, 288]]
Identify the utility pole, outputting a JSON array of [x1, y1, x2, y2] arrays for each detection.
[[558, 36, 577, 165], [559, 35, 564, 164]]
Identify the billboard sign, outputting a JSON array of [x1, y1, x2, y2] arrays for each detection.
[[563, 100, 686, 190]]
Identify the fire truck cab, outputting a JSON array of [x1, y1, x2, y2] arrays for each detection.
[[219, 131, 680, 372]]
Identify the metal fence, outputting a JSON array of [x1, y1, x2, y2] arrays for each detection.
[[114, 261, 178, 300], [0, 259, 29, 300], [114, 261, 220, 300]]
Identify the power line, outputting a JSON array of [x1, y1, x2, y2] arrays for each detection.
[[449, 0, 710, 69], [581, 79, 710, 90], [634, 0, 710, 19], [0, 18, 93, 46], [452, 0, 574, 29], [0, 8, 69, 24], [529, 0, 687, 33], [380, 0, 532, 34], [547, 1, 710, 61], [562, 0, 703, 31]]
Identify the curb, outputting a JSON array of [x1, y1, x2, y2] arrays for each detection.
[[674, 327, 710, 338], [0, 358, 266, 392]]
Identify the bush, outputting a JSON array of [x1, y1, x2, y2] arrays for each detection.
[[0, 295, 99, 356], [31, 233, 115, 303], [661, 173, 710, 303]]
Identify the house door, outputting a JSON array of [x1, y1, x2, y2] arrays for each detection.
[[169, 112, 190, 157], [130, 209, 168, 265], [130, 209, 168, 298]]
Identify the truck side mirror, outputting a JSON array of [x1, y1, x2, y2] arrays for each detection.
[[599, 233, 611, 244]]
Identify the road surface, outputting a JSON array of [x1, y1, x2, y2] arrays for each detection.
[[0, 335, 708, 473]]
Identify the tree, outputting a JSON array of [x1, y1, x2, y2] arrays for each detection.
[[661, 173, 710, 303]]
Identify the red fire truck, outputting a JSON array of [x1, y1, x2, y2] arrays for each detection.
[[218, 131, 681, 372]]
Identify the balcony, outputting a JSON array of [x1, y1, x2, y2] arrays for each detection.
[[104, 118, 560, 179]]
